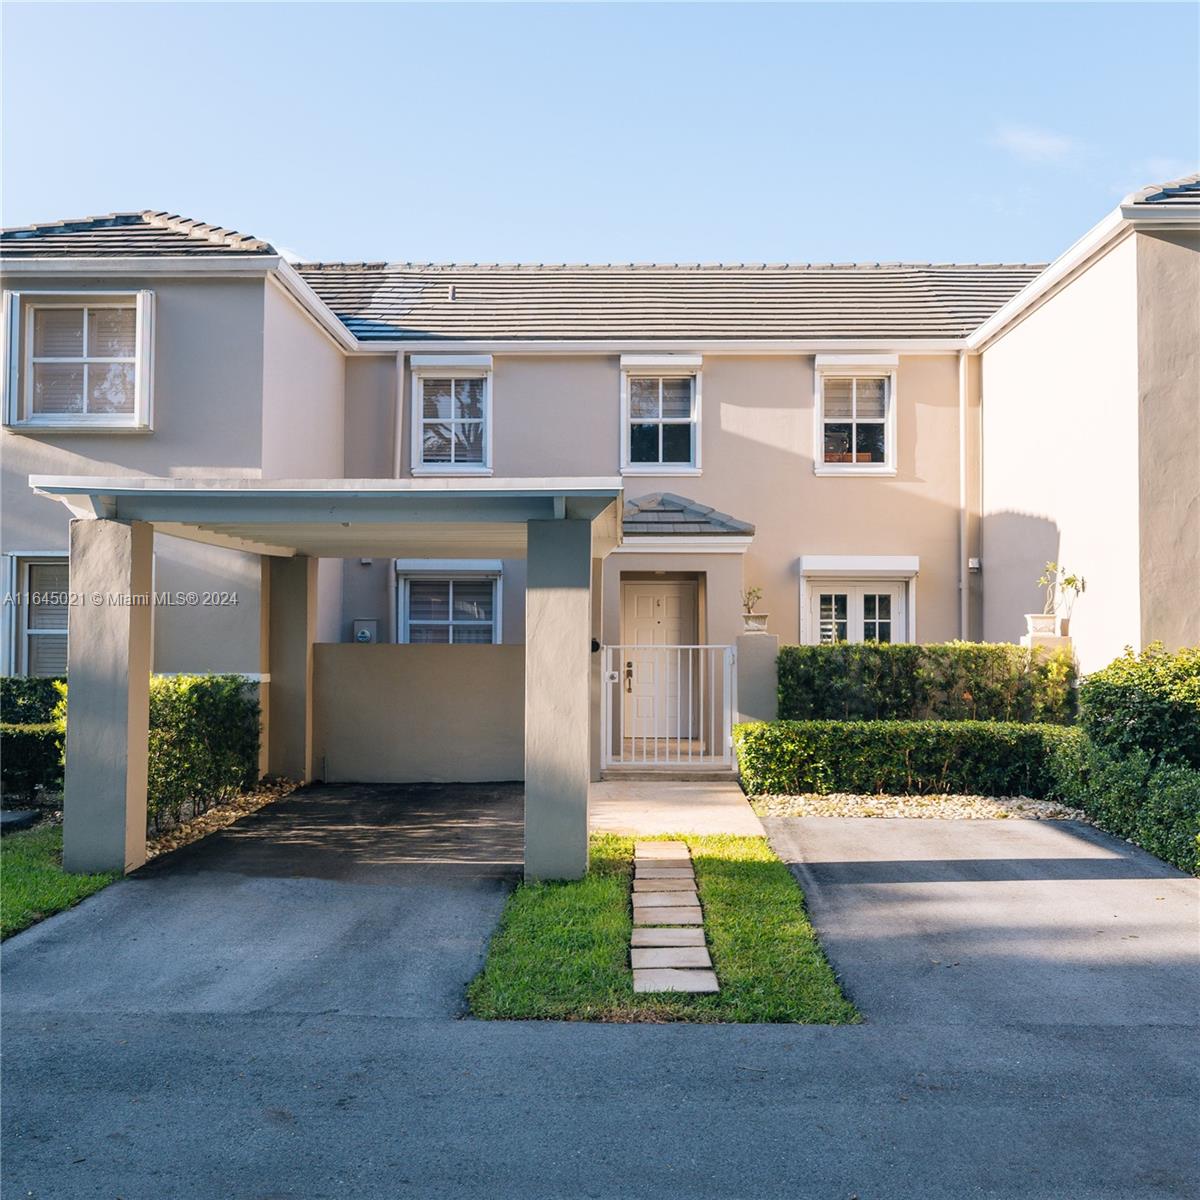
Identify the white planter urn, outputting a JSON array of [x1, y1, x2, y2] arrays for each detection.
[[742, 612, 769, 633], [1024, 613, 1057, 636]]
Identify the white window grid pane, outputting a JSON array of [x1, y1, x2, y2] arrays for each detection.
[[21, 559, 69, 676], [627, 375, 696, 465], [420, 376, 487, 465], [29, 304, 137, 417], [406, 579, 496, 643], [822, 376, 888, 465]]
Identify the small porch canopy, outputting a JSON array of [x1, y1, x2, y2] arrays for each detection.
[[30, 474, 623, 882]]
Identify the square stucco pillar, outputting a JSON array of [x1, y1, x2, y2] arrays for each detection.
[[266, 555, 318, 782], [525, 519, 593, 881], [62, 519, 153, 875]]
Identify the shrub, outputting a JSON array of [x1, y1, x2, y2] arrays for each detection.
[[0, 677, 65, 724], [735, 719, 1077, 799], [52, 674, 260, 832], [1078, 643, 1200, 769], [0, 723, 65, 802], [777, 642, 1076, 724]]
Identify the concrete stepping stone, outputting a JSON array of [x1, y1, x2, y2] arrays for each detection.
[[633, 968, 720, 994], [633, 890, 699, 908], [631, 927, 707, 948], [631, 946, 713, 970], [635, 841, 689, 859], [634, 859, 693, 872], [632, 877, 695, 891], [634, 866, 695, 879], [633, 906, 703, 926]]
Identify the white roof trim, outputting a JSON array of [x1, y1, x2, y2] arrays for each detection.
[[614, 536, 752, 555], [799, 554, 919, 577], [815, 353, 899, 370]]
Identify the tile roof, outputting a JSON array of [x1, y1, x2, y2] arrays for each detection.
[[623, 493, 755, 537], [0, 211, 275, 257], [296, 261, 1044, 342], [1125, 172, 1200, 207]]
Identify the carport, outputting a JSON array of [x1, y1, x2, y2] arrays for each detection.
[[29, 475, 623, 881]]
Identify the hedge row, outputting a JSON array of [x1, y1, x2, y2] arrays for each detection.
[[777, 642, 1076, 724], [735, 719, 1079, 799], [0, 722, 64, 803], [0, 676, 64, 724], [1, 675, 260, 832]]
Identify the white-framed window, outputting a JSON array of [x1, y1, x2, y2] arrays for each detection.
[[395, 560, 503, 644], [3, 291, 155, 430], [813, 355, 897, 476], [619, 354, 702, 474], [798, 556, 918, 645], [810, 583, 904, 644], [409, 355, 492, 475], [5, 556, 69, 676]]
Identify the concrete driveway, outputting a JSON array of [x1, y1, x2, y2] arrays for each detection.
[[3, 794, 1198, 1199]]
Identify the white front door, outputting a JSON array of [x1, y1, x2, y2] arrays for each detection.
[[621, 581, 698, 738], [809, 581, 906, 643]]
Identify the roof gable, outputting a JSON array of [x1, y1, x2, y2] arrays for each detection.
[[0, 211, 275, 257], [623, 492, 755, 537]]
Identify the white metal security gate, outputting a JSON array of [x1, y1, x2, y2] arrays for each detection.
[[601, 644, 736, 768]]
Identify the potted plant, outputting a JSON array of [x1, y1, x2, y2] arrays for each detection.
[[741, 587, 768, 633], [1027, 562, 1086, 637]]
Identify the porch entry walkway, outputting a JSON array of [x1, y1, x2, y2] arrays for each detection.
[[589, 779, 764, 837]]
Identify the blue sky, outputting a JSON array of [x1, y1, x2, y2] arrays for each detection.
[[3, 3, 1196, 265]]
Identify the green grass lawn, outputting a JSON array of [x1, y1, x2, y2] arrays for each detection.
[[468, 833, 859, 1023], [1, 823, 118, 939]]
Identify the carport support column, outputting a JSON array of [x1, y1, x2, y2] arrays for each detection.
[[525, 519, 592, 881], [62, 519, 153, 875], [266, 555, 318, 782]]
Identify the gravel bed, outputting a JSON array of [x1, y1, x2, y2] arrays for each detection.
[[146, 779, 299, 858], [750, 793, 1087, 821]]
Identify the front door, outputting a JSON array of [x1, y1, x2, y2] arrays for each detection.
[[621, 581, 698, 739]]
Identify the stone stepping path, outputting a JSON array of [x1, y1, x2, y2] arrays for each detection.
[[630, 841, 719, 994]]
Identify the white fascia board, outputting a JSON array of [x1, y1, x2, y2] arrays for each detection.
[[620, 353, 703, 370], [1120, 204, 1200, 223], [815, 353, 899, 369], [272, 261, 357, 351], [967, 209, 1128, 351], [410, 354, 493, 369], [347, 338, 967, 355], [0, 255, 282, 277], [614, 536, 753, 555], [799, 554, 919, 577]]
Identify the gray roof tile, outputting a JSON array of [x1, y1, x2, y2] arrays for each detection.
[[0, 211, 275, 257], [1126, 172, 1200, 207], [623, 493, 755, 538]]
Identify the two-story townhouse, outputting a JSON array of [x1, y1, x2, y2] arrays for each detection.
[[2, 175, 1196, 880]]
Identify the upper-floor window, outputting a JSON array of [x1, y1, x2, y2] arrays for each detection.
[[4, 291, 154, 429], [814, 356, 897, 476], [409, 356, 493, 475], [620, 355, 702, 474]]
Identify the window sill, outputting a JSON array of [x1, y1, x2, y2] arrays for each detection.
[[812, 465, 897, 478], [5, 419, 152, 435], [621, 465, 702, 477], [410, 465, 494, 477]]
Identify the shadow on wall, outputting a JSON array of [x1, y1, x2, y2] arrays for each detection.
[[980, 511, 1061, 645]]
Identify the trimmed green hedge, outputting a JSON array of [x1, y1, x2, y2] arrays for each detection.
[[1078, 643, 1200, 769], [0, 677, 65, 724], [777, 642, 1076, 724], [0, 722, 65, 802], [735, 719, 1078, 799]]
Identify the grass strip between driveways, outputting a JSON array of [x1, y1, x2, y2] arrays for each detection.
[[1, 824, 119, 940], [467, 833, 859, 1023]]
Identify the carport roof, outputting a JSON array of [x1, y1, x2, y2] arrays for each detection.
[[29, 475, 624, 559]]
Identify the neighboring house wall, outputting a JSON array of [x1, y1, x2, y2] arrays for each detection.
[[312, 643, 524, 781], [261, 279, 347, 644], [980, 234, 1142, 672], [1, 276, 269, 672], [1136, 230, 1200, 653]]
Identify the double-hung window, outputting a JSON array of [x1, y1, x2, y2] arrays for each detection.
[[814, 356, 897, 475], [410, 356, 492, 475], [396, 561, 503, 644], [4, 291, 154, 429], [620, 355, 702, 473], [10, 558, 69, 676]]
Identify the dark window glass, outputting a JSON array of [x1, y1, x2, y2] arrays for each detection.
[[824, 423, 853, 462], [630, 423, 659, 463], [855, 423, 886, 463], [661, 423, 692, 463]]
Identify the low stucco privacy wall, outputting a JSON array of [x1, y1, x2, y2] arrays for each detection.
[[312, 643, 524, 783]]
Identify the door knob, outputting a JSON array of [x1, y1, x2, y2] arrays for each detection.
[[625, 660, 633, 693]]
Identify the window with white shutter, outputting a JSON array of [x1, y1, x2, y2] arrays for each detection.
[[395, 561, 503, 644]]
